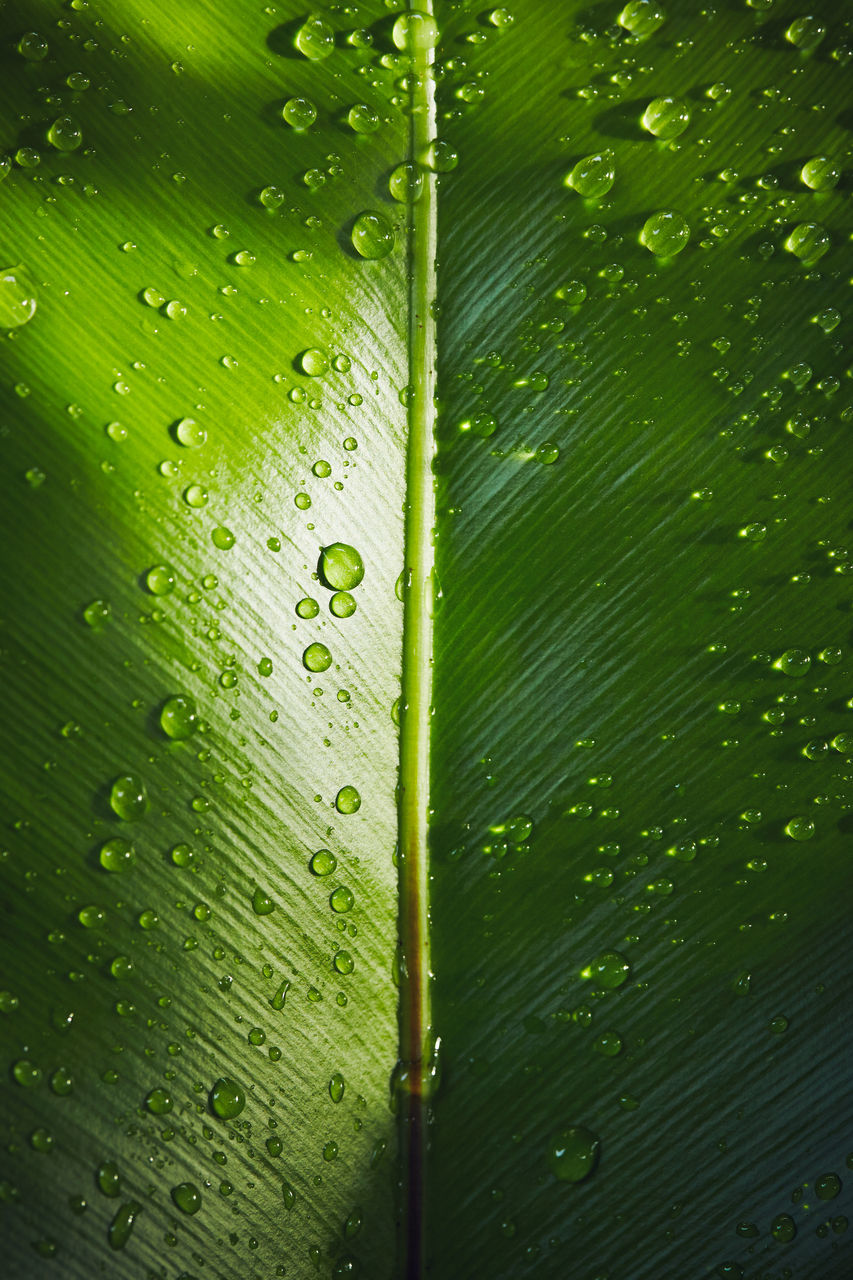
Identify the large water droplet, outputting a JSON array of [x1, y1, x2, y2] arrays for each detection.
[[640, 211, 690, 257], [303, 642, 332, 673], [583, 950, 631, 988], [800, 156, 841, 191], [47, 116, 82, 151], [784, 222, 830, 263], [99, 838, 134, 872], [335, 786, 361, 815], [641, 96, 689, 139], [0, 270, 37, 328], [389, 162, 424, 203], [209, 1077, 245, 1119], [566, 151, 615, 198], [171, 1183, 201, 1215], [160, 694, 198, 739], [618, 1, 666, 37], [110, 775, 147, 821], [320, 542, 364, 590], [295, 16, 334, 60], [392, 11, 439, 52], [351, 211, 395, 259], [282, 96, 317, 129]]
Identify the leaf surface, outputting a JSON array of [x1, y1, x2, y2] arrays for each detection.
[[1, 1, 852, 1279]]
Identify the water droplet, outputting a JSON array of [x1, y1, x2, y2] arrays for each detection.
[[145, 1087, 173, 1115], [252, 886, 275, 916], [489, 8, 515, 26], [0, 269, 37, 328], [330, 591, 357, 618], [294, 16, 334, 60], [300, 348, 329, 377], [97, 1161, 121, 1196], [171, 842, 195, 867], [310, 849, 337, 876], [347, 104, 379, 133], [335, 785, 361, 815], [618, 1, 666, 37], [144, 565, 175, 599], [801, 156, 841, 191], [296, 597, 320, 619], [351, 211, 395, 259], [392, 11, 438, 52], [110, 774, 147, 821], [583, 950, 631, 988], [13, 1059, 42, 1088], [160, 694, 198, 740], [171, 1183, 201, 1215], [175, 417, 206, 448], [47, 116, 82, 152], [426, 139, 458, 172], [303, 642, 332, 672], [641, 96, 689, 139], [313, 459, 331, 478], [535, 442, 560, 465], [784, 815, 815, 841], [83, 599, 110, 628], [333, 949, 354, 974], [18, 32, 49, 60], [816, 1173, 842, 1200], [259, 185, 285, 210], [211, 525, 235, 550], [320, 542, 364, 590], [771, 1213, 796, 1243], [329, 1072, 345, 1103], [50, 1067, 73, 1096], [785, 15, 825, 53], [548, 1126, 600, 1182], [108, 1201, 141, 1251], [183, 483, 209, 508], [330, 885, 355, 912], [773, 649, 811, 678], [785, 222, 830, 263], [389, 162, 423, 203], [99, 838, 134, 872], [592, 1031, 623, 1057], [210, 1077, 245, 1119], [566, 151, 615, 198], [282, 96, 317, 129], [640, 210, 690, 257]]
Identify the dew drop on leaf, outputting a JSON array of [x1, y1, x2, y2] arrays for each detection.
[[294, 17, 334, 61], [160, 695, 198, 740], [110, 774, 147, 821], [348, 104, 379, 133], [0, 270, 37, 328], [351, 211, 395, 260], [99, 838, 134, 872], [566, 151, 615, 198], [300, 348, 329, 377], [252, 886, 275, 915], [330, 885, 355, 912], [389, 162, 423, 203], [618, 1, 666, 37], [330, 591, 357, 618], [282, 96, 317, 129], [296, 597, 320, 619], [582, 950, 631, 988], [640, 211, 690, 257], [320, 542, 364, 590], [392, 11, 439, 52], [641, 96, 690, 139], [146, 564, 175, 595], [171, 1182, 201, 1215], [548, 1125, 600, 1182], [108, 1201, 141, 1251], [784, 222, 830, 263], [209, 1077, 245, 1119], [335, 786, 361, 815], [311, 849, 337, 876], [175, 417, 206, 448], [773, 649, 810, 677], [784, 816, 815, 842], [303, 643, 332, 672], [47, 117, 82, 151], [800, 156, 841, 191]]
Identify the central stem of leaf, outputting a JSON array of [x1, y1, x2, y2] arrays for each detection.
[[397, 4, 438, 1277]]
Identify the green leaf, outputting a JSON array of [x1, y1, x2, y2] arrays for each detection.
[[2, 1, 852, 1278]]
